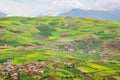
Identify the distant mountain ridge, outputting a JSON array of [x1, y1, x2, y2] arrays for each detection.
[[0, 12, 7, 17], [59, 9, 120, 21]]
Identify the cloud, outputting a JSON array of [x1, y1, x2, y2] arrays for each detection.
[[93, 0, 120, 10], [0, 0, 52, 16], [43, 0, 120, 15], [0, 0, 120, 16]]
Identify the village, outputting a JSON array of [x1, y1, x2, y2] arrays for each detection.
[[0, 58, 77, 80]]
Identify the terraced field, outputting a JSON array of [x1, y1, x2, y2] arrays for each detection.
[[0, 16, 120, 80]]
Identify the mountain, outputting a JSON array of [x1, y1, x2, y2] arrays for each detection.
[[0, 12, 6, 17], [59, 9, 120, 21]]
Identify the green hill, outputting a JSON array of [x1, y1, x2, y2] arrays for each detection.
[[0, 17, 120, 51], [0, 16, 120, 63], [0, 16, 120, 80]]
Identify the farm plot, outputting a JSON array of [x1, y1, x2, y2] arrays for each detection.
[[87, 63, 111, 71], [77, 66, 97, 73]]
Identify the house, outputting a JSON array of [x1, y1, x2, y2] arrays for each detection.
[[88, 49, 96, 54], [0, 44, 9, 49], [68, 47, 75, 52], [64, 62, 75, 68], [5, 60, 13, 66], [38, 61, 47, 68]]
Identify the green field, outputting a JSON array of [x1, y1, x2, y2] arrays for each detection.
[[0, 16, 120, 80]]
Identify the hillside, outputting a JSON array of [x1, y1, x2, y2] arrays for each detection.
[[0, 17, 120, 51], [0, 16, 120, 80], [0, 16, 120, 62]]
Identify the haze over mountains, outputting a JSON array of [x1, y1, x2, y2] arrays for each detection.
[[0, 8, 120, 21], [59, 8, 120, 21], [1, 9, 120, 21], [0, 9, 120, 21]]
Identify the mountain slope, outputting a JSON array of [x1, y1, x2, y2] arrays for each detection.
[[0, 12, 6, 17], [0, 16, 120, 53], [59, 9, 120, 21]]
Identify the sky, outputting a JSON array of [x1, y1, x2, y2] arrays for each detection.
[[0, 0, 120, 16]]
